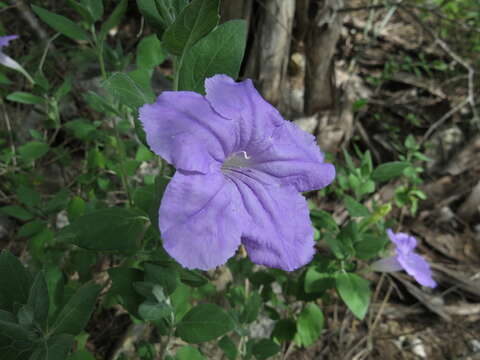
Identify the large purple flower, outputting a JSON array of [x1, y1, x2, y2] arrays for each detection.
[[372, 229, 436, 288], [139, 75, 335, 271]]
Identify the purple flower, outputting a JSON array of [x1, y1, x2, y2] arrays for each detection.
[[0, 35, 34, 84], [140, 75, 335, 271], [0, 35, 19, 67], [0, 35, 19, 49], [372, 229, 436, 288]]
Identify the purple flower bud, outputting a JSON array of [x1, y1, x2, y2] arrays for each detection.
[[372, 229, 436, 288]]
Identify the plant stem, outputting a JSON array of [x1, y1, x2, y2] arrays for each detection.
[[173, 56, 182, 91], [112, 117, 134, 207]]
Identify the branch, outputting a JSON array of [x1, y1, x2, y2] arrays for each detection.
[[401, 5, 479, 130]]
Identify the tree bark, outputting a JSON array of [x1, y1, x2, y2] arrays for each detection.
[[304, 0, 343, 115], [245, 0, 296, 110], [220, 0, 253, 25]]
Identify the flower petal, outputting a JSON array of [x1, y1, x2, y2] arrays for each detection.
[[205, 75, 334, 191], [370, 256, 403, 272], [387, 229, 417, 255], [159, 170, 241, 270], [139, 91, 235, 173], [227, 172, 315, 271], [397, 253, 437, 288], [205, 75, 283, 149], [249, 121, 336, 192], [0, 35, 19, 49]]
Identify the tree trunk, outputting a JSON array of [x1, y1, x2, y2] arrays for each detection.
[[245, 0, 296, 111], [220, 0, 349, 152], [304, 0, 343, 115]]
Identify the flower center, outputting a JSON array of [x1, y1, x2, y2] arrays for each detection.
[[221, 151, 251, 172]]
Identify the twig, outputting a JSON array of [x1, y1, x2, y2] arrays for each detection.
[[423, 98, 468, 142], [253, 0, 299, 43], [38, 33, 60, 73], [16, 0, 49, 41], [0, 4, 17, 13], [1, 101, 17, 167], [340, 1, 480, 33], [338, 2, 403, 13]]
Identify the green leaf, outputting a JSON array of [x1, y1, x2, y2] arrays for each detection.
[[136, 0, 165, 33], [163, 0, 219, 56], [218, 336, 237, 360], [67, 350, 96, 360], [372, 161, 409, 182], [67, 0, 93, 23], [0, 310, 16, 323], [17, 221, 45, 238], [6, 92, 44, 105], [178, 19, 247, 93], [139, 301, 172, 322], [83, 90, 121, 115], [59, 207, 148, 253], [175, 346, 205, 360], [51, 282, 100, 336], [64, 119, 97, 141], [344, 196, 370, 217], [336, 273, 370, 320], [0, 319, 35, 355], [0, 251, 32, 312], [354, 234, 387, 260], [144, 263, 179, 296], [43, 266, 64, 323], [27, 273, 49, 330], [55, 76, 73, 100], [271, 319, 297, 343], [81, 0, 103, 22], [31, 334, 74, 360], [18, 141, 49, 162], [310, 209, 339, 232], [251, 339, 280, 360], [240, 292, 262, 324], [69, 250, 96, 282], [31, 5, 89, 41], [17, 305, 34, 326], [100, 0, 128, 40], [294, 303, 324, 347], [17, 185, 41, 208], [136, 34, 166, 69], [0, 205, 33, 221], [304, 262, 335, 294], [0, 72, 12, 85], [44, 189, 70, 213], [17, 221, 46, 237], [108, 267, 144, 317], [103, 70, 155, 109], [67, 196, 86, 221], [176, 303, 235, 343], [133, 176, 169, 230], [170, 283, 191, 320]]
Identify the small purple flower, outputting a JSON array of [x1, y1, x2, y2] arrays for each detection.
[[0, 35, 34, 84], [140, 75, 335, 271], [372, 229, 436, 288], [0, 35, 19, 67], [0, 35, 19, 49]]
